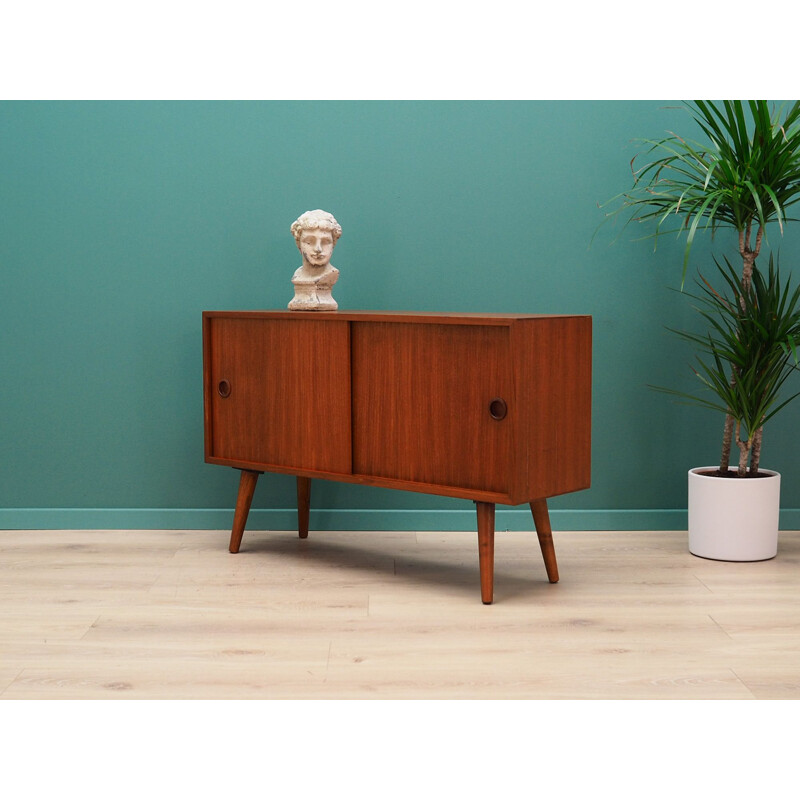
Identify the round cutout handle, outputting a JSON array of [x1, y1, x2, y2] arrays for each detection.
[[489, 397, 507, 420], [218, 379, 232, 398]]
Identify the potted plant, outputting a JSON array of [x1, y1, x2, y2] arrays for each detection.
[[670, 255, 800, 559], [604, 100, 800, 560]]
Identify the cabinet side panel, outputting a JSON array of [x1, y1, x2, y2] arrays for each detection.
[[351, 321, 515, 494], [207, 317, 351, 474], [203, 314, 214, 461], [518, 317, 592, 499]]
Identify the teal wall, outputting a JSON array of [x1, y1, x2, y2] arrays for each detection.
[[2, 101, 800, 530]]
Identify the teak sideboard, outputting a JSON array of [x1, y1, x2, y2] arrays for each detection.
[[203, 310, 592, 604]]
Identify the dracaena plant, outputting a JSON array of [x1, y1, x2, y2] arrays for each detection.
[[603, 100, 800, 473], [659, 255, 800, 476]]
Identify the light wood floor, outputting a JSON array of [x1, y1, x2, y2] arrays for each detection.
[[1, 527, 799, 699]]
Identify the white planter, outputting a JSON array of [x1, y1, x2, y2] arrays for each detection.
[[688, 466, 780, 561]]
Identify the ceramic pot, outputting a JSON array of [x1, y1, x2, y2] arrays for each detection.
[[688, 467, 780, 561]]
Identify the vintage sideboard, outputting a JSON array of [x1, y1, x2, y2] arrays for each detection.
[[203, 310, 592, 603]]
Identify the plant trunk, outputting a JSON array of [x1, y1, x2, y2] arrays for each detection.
[[741, 226, 764, 474], [741, 252, 756, 296], [749, 426, 764, 475], [738, 223, 763, 294], [720, 223, 764, 474], [735, 420, 751, 478], [720, 413, 734, 472]]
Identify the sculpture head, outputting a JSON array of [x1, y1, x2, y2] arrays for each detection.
[[291, 209, 342, 270]]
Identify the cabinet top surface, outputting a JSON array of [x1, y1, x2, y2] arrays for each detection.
[[203, 310, 591, 325]]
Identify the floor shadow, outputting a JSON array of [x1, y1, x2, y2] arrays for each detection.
[[235, 531, 552, 602]]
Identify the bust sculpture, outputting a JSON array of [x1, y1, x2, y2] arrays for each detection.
[[288, 209, 342, 311]]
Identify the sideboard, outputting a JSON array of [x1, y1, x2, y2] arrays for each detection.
[[203, 310, 592, 603]]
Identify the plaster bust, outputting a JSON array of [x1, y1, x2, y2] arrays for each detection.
[[288, 209, 342, 311]]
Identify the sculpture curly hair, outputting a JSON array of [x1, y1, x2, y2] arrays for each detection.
[[290, 209, 342, 244]]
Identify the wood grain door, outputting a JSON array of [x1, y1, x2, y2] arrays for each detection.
[[206, 316, 351, 474], [351, 322, 515, 494]]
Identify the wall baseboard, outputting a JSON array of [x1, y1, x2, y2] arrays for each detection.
[[3, 507, 800, 531]]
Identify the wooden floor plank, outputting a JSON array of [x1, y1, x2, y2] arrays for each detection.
[[0, 529, 798, 699]]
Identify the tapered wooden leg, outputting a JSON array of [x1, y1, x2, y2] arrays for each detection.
[[297, 476, 310, 539], [476, 501, 495, 604], [530, 498, 559, 583], [229, 470, 260, 554]]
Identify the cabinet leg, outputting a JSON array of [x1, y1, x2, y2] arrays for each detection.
[[530, 498, 559, 583], [229, 470, 260, 554], [297, 476, 311, 539], [476, 501, 495, 605]]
